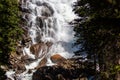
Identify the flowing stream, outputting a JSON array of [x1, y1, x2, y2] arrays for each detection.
[[6, 0, 77, 80]]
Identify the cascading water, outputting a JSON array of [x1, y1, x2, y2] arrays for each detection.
[[6, 0, 77, 80]]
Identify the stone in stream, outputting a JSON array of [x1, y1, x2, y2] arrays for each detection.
[[21, 54, 36, 65], [36, 1, 42, 6], [50, 54, 66, 64], [30, 42, 53, 58], [39, 3, 54, 17], [35, 57, 47, 69], [36, 17, 45, 28]]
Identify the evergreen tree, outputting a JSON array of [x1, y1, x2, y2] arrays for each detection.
[[74, 0, 120, 79], [0, 0, 23, 79]]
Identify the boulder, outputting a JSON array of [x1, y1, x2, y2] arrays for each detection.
[[46, 42, 53, 47], [15, 62, 26, 74], [30, 42, 53, 58], [42, 3, 54, 16], [30, 42, 47, 58], [35, 57, 47, 69], [50, 54, 66, 64], [36, 1, 42, 6], [21, 55, 35, 65]]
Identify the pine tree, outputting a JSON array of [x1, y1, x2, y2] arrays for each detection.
[[74, 0, 120, 79]]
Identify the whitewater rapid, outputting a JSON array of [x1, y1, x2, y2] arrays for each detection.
[[6, 0, 77, 80]]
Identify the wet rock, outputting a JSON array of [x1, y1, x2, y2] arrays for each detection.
[[30, 42, 53, 58], [42, 3, 54, 16], [50, 54, 66, 64], [35, 57, 47, 69], [36, 17, 46, 28], [30, 42, 47, 58], [9, 52, 20, 65], [16, 46, 23, 55], [21, 54, 29, 60], [36, 1, 42, 6], [20, 8, 31, 13], [24, 13, 31, 21], [35, 2, 54, 17], [21, 36, 31, 47], [11, 61, 26, 74], [15, 62, 26, 74], [35, 33, 42, 43], [21, 23, 29, 32], [21, 54, 35, 65], [28, 69, 33, 74], [19, 0, 31, 13], [46, 42, 53, 47]]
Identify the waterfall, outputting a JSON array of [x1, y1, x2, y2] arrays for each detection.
[[6, 0, 77, 80]]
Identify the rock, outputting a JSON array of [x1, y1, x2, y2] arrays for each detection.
[[9, 52, 26, 74], [15, 62, 26, 74], [30, 42, 53, 58], [42, 3, 54, 16], [11, 61, 26, 74], [24, 13, 31, 21], [21, 55, 35, 65], [36, 17, 44, 28], [16, 46, 23, 55], [57, 74, 65, 80], [46, 42, 53, 47], [20, 8, 31, 13], [35, 57, 47, 69], [21, 54, 29, 60], [19, 0, 31, 13], [0, 65, 9, 71], [32, 58, 85, 80], [45, 75, 52, 80], [79, 77, 88, 80], [50, 54, 66, 64], [30, 42, 47, 58], [9, 52, 20, 65], [21, 36, 31, 46], [28, 69, 32, 74], [36, 1, 42, 6], [32, 66, 83, 80]]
